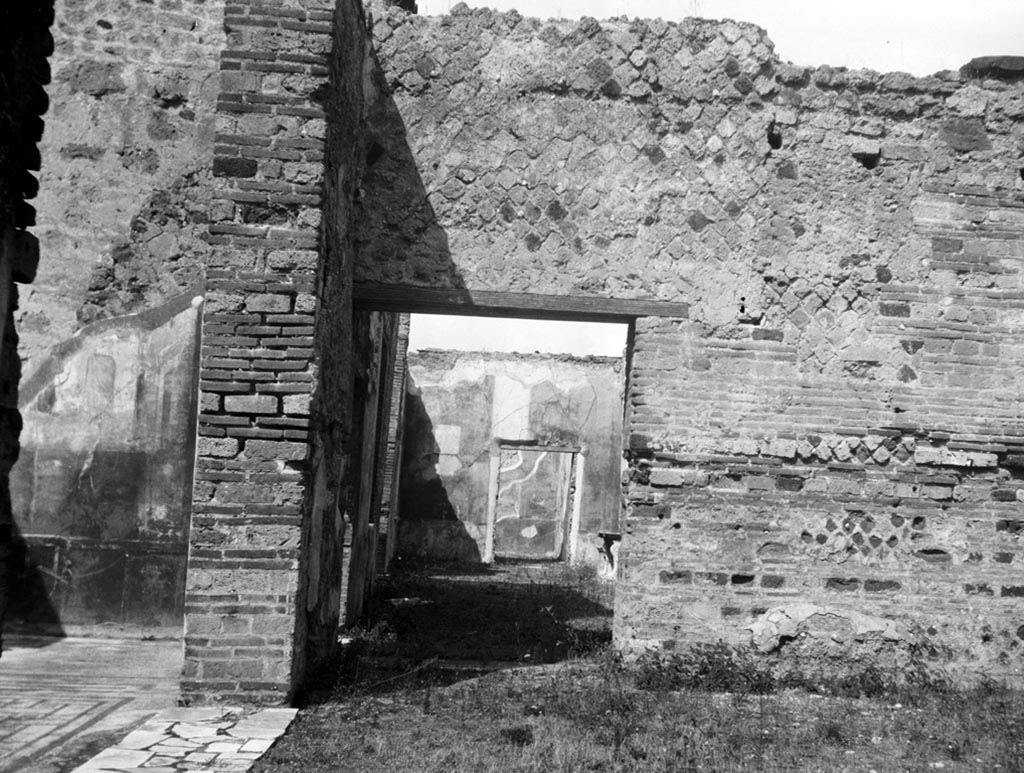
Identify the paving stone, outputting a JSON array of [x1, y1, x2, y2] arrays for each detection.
[[183, 751, 217, 762], [172, 722, 223, 740], [117, 730, 171, 750], [151, 738, 200, 750], [142, 758, 180, 769], [0, 637, 182, 773], [135, 721, 175, 734], [226, 709, 298, 739], [158, 708, 234, 723], [206, 741, 243, 753], [239, 738, 273, 753], [72, 747, 153, 771]]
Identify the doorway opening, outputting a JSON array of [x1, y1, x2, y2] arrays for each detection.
[[387, 313, 628, 575], [340, 311, 628, 668]]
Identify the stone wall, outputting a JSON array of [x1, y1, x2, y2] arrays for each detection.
[[399, 349, 623, 567], [5, 0, 224, 640], [8, 0, 1023, 700], [4, 0, 381, 704], [360, 5, 1024, 683], [4, 0, 392, 701], [21, 0, 225, 373]]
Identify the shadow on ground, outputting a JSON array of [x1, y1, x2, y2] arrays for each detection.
[[303, 559, 614, 704]]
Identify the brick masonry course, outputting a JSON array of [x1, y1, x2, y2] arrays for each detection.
[[183, 0, 342, 705]]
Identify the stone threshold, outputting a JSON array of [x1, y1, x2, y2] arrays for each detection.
[[70, 706, 297, 773]]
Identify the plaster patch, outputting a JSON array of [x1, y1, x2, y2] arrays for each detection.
[[749, 603, 905, 653]]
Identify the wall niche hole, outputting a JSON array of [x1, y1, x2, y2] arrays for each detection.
[[854, 152, 881, 170]]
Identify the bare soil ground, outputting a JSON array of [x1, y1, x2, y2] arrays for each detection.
[[255, 560, 1024, 773], [351, 558, 614, 665]]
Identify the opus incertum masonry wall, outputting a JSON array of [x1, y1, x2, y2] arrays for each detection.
[[358, 5, 1024, 684], [4, 0, 1022, 702]]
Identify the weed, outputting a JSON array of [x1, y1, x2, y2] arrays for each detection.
[[635, 639, 976, 706], [498, 726, 534, 746], [636, 641, 775, 694], [816, 718, 847, 746], [540, 651, 649, 757]]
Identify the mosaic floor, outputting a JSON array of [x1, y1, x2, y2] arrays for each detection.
[[0, 636, 297, 772]]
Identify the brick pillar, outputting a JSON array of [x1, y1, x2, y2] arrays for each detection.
[[182, 0, 339, 704]]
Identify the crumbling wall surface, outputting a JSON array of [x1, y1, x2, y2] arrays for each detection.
[[362, 6, 1024, 682], [399, 350, 623, 566], [8, 294, 200, 634], [19, 0, 226, 376], [0, 1, 52, 652]]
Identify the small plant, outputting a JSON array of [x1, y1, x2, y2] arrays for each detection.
[[634, 638, 984, 706], [537, 649, 649, 758], [636, 642, 776, 694], [497, 726, 534, 747], [816, 719, 848, 746], [341, 619, 399, 654]]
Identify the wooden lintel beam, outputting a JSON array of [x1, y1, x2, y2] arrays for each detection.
[[353, 283, 689, 322]]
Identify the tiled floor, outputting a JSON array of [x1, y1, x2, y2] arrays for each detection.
[[0, 636, 182, 773], [0, 636, 297, 773]]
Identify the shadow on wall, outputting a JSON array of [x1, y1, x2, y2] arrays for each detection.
[[354, 31, 465, 291], [397, 380, 481, 563], [326, 39, 481, 598], [302, 0, 458, 677]]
